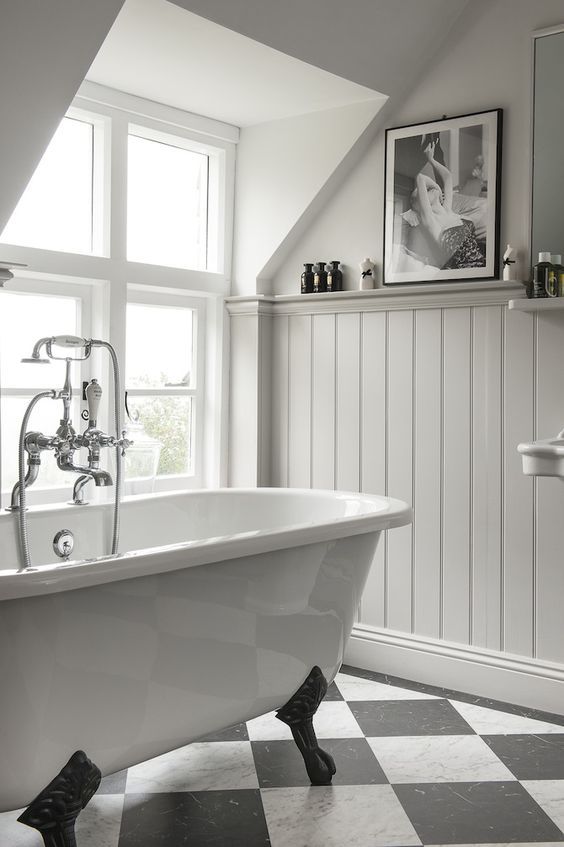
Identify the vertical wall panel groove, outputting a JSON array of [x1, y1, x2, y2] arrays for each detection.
[[311, 314, 336, 489], [500, 307, 506, 651], [439, 308, 445, 640], [469, 307, 474, 645], [360, 311, 387, 628], [414, 308, 442, 639], [442, 307, 471, 645], [384, 311, 390, 628], [386, 310, 413, 633], [411, 310, 417, 635], [336, 313, 361, 491]]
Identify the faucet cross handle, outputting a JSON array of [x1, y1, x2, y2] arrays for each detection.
[[118, 430, 133, 457]]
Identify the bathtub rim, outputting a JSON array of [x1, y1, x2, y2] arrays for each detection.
[[0, 487, 411, 601]]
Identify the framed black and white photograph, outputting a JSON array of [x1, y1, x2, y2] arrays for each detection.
[[383, 109, 502, 285]]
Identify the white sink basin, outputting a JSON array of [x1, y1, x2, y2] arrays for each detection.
[[518, 437, 564, 477]]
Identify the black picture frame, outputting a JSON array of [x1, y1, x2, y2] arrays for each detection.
[[383, 109, 503, 286]]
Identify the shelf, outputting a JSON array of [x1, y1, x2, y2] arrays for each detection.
[[509, 297, 564, 311], [226, 282, 525, 317]]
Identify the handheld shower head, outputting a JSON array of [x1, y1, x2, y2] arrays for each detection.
[[21, 357, 50, 364]]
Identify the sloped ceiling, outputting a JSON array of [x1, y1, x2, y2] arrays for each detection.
[[87, 0, 385, 126], [169, 0, 472, 96], [0, 0, 125, 234]]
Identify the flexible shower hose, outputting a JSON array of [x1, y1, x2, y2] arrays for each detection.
[[93, 340, 122, 556]]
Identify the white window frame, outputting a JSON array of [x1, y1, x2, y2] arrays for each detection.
[[125, 288, 207, 490], [0, 83, 237, 507]]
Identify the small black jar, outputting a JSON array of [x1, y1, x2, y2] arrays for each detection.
[[313, 262, 328, 293], [327, 261, 343, 292], [301, 263, 315, 294]]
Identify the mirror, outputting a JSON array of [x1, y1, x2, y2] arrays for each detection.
[[531, 26, 564, 265]]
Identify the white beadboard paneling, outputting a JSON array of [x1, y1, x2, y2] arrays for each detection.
[[535, 311, 564, 661], [336, 313, 360, 491], [288, 314, 312, 488], [386, 310, 413, 633], [413, 308, 442, 639], [230, 284, 564, 686], [503, 307, 534, 657], [442, 307, 471, 645], [271, 314, 289, 487], [359, 311, 387, 628], [311, 314, 336, 489], [471, 306, 502, 650]]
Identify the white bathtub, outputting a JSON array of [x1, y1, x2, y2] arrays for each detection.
[[0, 487, 410, 812]]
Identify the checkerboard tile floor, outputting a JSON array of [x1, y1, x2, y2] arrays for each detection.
[[4, 665, 564, 846]]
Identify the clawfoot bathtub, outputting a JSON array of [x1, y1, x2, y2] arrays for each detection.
[[0, 488, 410, 835]]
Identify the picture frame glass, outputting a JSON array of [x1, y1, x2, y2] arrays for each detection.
[[383, 109, 502, 285]]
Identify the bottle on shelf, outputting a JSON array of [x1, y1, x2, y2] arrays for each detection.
[[313, 262, 328, 293], [301, 263, 315, 294], [327, 261, 343, 292], [530, 252, 553, 298], [552, 254, 564, 297]]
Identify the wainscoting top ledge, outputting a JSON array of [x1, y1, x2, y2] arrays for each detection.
[[226, 281, 525, 316]]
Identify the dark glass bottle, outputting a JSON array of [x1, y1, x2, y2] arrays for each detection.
[[327, 261, 343, 292], [313, 262, 328, 293], [301, 263, 314, 294]]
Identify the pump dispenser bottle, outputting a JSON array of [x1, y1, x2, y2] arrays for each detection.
[[530, 252, 552, 298]]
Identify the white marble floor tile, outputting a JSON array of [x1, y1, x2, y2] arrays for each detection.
[[335, 673, 439, 701], [261, 784, 421, 847], [521, 780, 564, 833], [426, 843, 564, 846], [367, 735, 516, 783], [125, 740, 258, 793], [0, 808, 41, 847], [0, 795, 123, 847], [76, 795, 124, 847], [449, 700, 564, 735], [246, 700, 363, 741]]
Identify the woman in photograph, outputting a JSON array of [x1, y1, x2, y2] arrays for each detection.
[[412, 139, 485, 270]]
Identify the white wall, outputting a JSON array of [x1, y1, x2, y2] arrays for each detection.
[[229, 0, 564, 713], [233, 99, 383, 295], [0, 0, 124, 233]]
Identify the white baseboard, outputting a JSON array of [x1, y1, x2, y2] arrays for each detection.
[[345, 624, 564, 717]]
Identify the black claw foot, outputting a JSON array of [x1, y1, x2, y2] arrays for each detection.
[[18, 750, 101, 847], [276, 666, 336, 785]]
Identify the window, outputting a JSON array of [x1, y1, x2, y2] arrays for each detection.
[[0, 283, 92, 503], [127, 133, 208, 270], [1, 115, 101, 255], [0, 85, 234, 507], [125, 294, 204, 487]]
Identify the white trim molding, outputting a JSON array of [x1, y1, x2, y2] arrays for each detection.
[[346, 624, 564, 716], [225, 281, 525, 317]]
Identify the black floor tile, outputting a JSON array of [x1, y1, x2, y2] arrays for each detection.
[[394, 781, 564, 844], [251, 737, 387, 788], [483, 734, 564, 780], [119, 790, 270, 846], [349, 698, 475, 737], [324, 680, 344, 701]]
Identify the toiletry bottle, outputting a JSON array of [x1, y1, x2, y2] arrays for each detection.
[[552, 254, 564, 296], [301, 263, 314, 294], [530, 252, 552, 298], [327, 261, 343, 292], [313, 262, 328, 293]]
